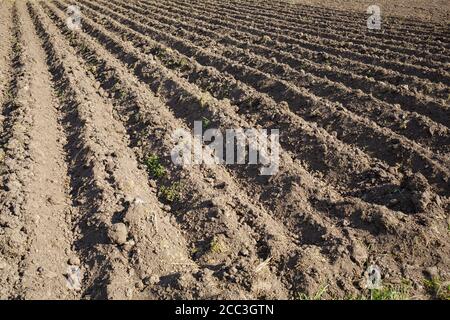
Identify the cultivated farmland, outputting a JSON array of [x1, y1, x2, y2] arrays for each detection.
[[0, 0, 449, 300]]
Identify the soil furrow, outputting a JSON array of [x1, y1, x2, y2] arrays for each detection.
[[51, 0, 386, 298], [55, 0, 450, 299], [260, 0, 450, 36], [0, 3, 21, 143], [247, 0, 450, 41], [78, 0, 450, 197], [111, 0, 450, 143], [141, 0, 450, 91], [161, 0, 449, 68], [0, 1, 13, 118], [139, 0, 450, 85], [67, 0, 447, 219], [55, 0, 351, 257], [29, 1, 217, 299], [0, 2, 27, 299], [1, 0, 448, 301], [206, 0, 450, 58], [41, 0, 296, 299], [0, 1, 76, 300], [5, 1, 79, 299], [139, 0, 450, 102], [63, 0, 440, 214]]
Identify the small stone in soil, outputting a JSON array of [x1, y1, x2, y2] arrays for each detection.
[[109, 223, 128, 245]]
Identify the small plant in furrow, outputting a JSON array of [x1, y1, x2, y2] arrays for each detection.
[[144, 154, 166, 179], [423, 277, 450, 300], [368, 281, 412, 300], [296, 283, 329, 300], [209, 236, 223, 254], [190, 246, 200, 256], [167, 56, 189, 70], [342, 279, 412, 300], [201, 116, 211, 129], [159, 182, 182, 203]]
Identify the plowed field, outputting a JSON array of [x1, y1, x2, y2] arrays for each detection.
[[0, 0, 449, 300]]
